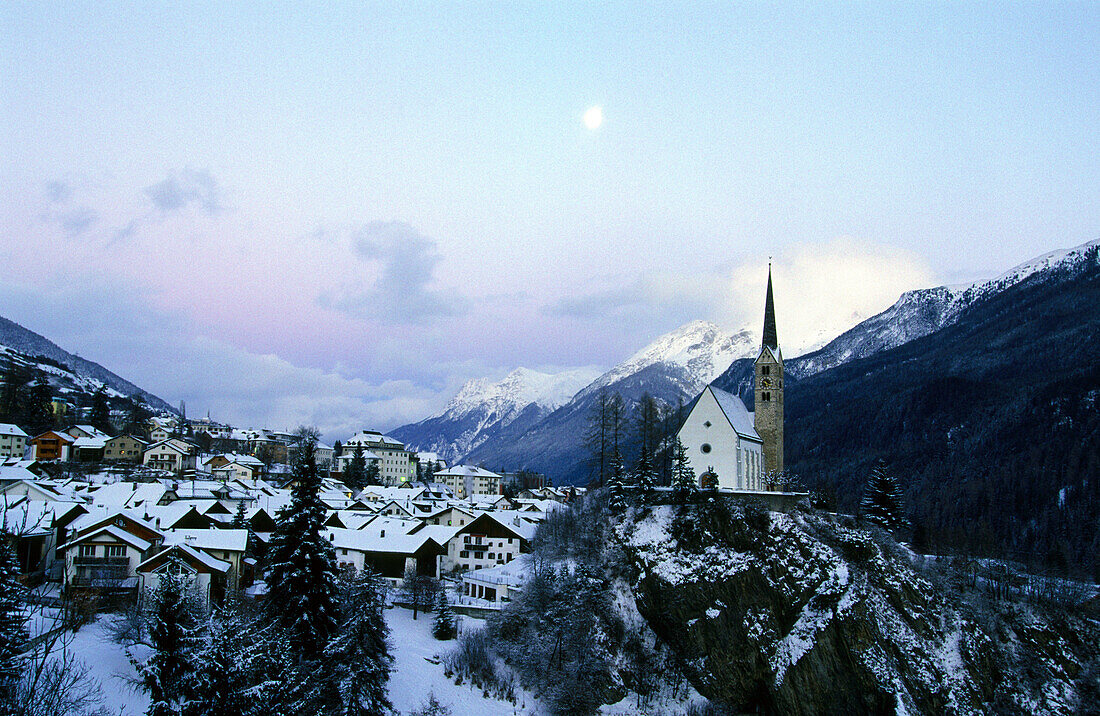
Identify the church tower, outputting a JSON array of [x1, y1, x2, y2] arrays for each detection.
[[754, 264, 784, 476]]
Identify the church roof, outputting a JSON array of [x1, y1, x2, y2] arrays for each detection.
[[762, 265, 778, 350], [708, 386, 762, 442]]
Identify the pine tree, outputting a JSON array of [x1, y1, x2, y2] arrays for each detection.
[[185, 609, 251, 716], [671, 438, 696, 502], [132, 560, 200, 716], [0, 536, 28, 707], [607, 448, 626, 512], [345, 445, 367, 491], [27, 372, 53, 433], [88, 386, 111, 433], [632, 442, 656, 496], [432, 591, 456, 640], [700, 468, 718, 491], [265, 427, 339, 660], [860, 461, 908, 531], [363, 462, 381, 487], [323, 568, 392, 716]]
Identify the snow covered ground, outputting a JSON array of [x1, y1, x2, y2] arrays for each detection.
[[386, 606, 538, 715], [61, 615, 149, 716]]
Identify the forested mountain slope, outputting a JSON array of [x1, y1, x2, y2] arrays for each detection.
[[748, 247, 1100, 578]]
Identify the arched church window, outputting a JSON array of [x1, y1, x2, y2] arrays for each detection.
[[762, 392, 770, 402]]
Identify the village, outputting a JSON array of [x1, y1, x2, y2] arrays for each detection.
[[0, 417, 580, 616]]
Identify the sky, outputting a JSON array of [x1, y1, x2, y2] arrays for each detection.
[[2, 2, 1098, 439]]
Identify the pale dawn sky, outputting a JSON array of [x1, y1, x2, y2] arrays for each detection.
[[2, 2, 1098, 437]]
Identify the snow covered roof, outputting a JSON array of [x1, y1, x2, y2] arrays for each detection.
[[461, 553, 532, 588], [0, 423, 28, 437], [71, 436, 107, 449], [708, 386, 762, 442], [89, 481, 167, 508], [164, 528, 248, 553], [344, 431, 405, 448], [69, 425, 111, 440], [137, 543, 230, 574], [436, 465, 501, 479], [59, 524, 152, 552], [325, 526, 444, 555]]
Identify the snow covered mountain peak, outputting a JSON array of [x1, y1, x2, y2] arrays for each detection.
[[437, 366, 601, 420], [587, 320, 757, 395]]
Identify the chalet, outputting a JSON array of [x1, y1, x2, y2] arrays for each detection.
[[0, 424, 28, 459], [163, 529, 248, 589], [57, 512, 165, 594], [326, 527, 446, 580], [411, 512, 534, 574], [136, 545, 230, 605], [104, 435, 148, 461], [143, 440, 197, 473], [29, 431, 74, 461]]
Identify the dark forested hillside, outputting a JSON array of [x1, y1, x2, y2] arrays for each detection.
[[730, 249, 1100, 578]]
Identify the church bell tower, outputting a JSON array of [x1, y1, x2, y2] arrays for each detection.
[[754, 264, 784, 476]]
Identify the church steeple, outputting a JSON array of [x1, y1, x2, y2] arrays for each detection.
[[762, 262, 778, 350], [754, 262, 784, 479]]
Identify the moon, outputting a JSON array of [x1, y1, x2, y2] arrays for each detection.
[[583, 105, 603, 130]]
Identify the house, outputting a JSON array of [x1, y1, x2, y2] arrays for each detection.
[[143, 440, 198, 473], [326, 526, 446, 580], [436, 465, 502, 499], [0, 424, 28, 459], [460, 554, 531, 608], [136, 544, 230, 605], [69, 436, 107, 462], [677, 385, 765, 491], [29, 431, 75, 461], [57, 512, 165, 594], [411, 512, 533, 574], [104, 435, 148, 462], [162, 529, 249, 589], [207, 454, 264, 482]]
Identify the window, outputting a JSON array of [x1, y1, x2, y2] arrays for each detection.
[[79, 545, 96, 557], [703, 420, 711, 428], [459, 550, 469, 558], [106, 545, 126, 557], [762, 392, 770, 402], [700, 443, 712, 454], [762, 366, 770, 375], [488, 553, 495, 559]]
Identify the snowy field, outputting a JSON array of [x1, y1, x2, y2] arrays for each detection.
[[61, 606, 699, 715]]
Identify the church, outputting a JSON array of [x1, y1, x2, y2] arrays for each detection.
[[677, 266, 784, 490]]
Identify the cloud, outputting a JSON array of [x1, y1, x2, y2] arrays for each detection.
[[724, 238, 936, 355], [144, 168, 224, 215], [0, 275, 447, 438], [319, 221, 468, 324], [57, 207, 99, 237], [44, 180, 72, 204], [543, 274, 714, 328]]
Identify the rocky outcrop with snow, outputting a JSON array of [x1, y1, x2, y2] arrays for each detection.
[[621, 503, 1100, 715]]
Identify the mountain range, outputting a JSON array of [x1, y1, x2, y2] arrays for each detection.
[[0, 315, 175, 415], [396, 239, 1100, 491]]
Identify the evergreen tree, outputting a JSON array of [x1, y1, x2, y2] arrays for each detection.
[[432, 591, 456, 641], [700, 468, 719, 491], [231, 501, 259, 563], [185, 609, 251, 716], [132, 560, 200, 716], [363, 461, 381, 487], [671, 438, 696, 502], [88, 386, 111, 433], [0, 536, 27, 707], [265, 427, 340, 660], [345, 445, 367, 491], [632, 442, 656, 496], [27, 371, 53, 433], [860, 461, 909, 531], [607, 448, 626, 512], [322, 568, 392, 716]]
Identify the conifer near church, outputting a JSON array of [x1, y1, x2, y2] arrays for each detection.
[[860, 461, 908, 531]]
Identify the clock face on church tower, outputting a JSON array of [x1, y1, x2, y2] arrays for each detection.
[[761, 377, 772, 388]]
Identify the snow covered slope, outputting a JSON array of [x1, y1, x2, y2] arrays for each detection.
[[0, 314, 176, 414], [390, 366, 600, 464]]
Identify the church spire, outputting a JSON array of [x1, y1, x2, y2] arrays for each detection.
[[762, 262, 778, 350]]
